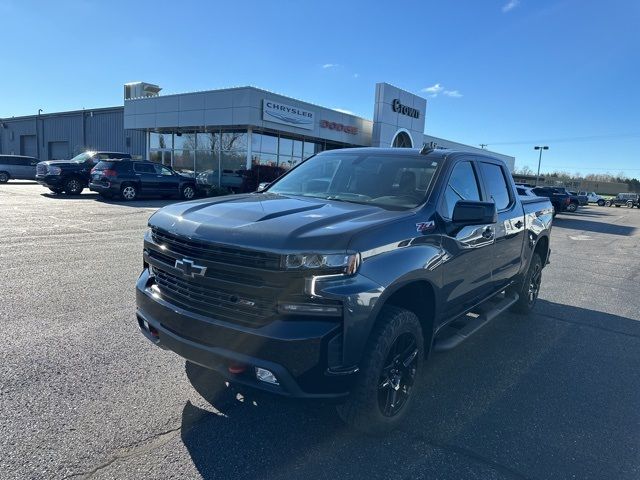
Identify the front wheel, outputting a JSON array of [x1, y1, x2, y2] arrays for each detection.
[[336, 306, 423, 434], [181, 184, 196, 200], [605, 200, 611, 207], [64, 178, 84, 195], [597, 199, 605, 206], [0, 172, 9, 183], [627, 201, 634, 208], [509, 253, 543, 314]]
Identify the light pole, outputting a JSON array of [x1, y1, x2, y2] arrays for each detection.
[[534, 145, 549, 186]]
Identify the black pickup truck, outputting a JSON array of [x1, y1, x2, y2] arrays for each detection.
[[136, 147, 553, 433], [36, 151, 131, 195]]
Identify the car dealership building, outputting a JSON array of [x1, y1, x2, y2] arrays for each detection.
[[0, 81, 514, 190]]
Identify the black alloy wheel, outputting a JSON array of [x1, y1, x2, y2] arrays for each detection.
[[65, 178, 84, 195], [378, 332, 419, 417]]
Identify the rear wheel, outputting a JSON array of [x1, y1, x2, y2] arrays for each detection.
[[509, 253, 543, 314], [605, 200, 611, 207], [336, 306, 423, 434], [627, 201, 633, 208], [597, 199, 605, 206], [181, 184, 196, 200], [120, 184, 138, 201], [64, 177, 84, 195], [0, 172, 10, 183], [566, 202, 578, 213]]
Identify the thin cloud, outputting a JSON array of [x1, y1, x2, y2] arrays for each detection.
[[333, 108, 354, 115], [502, 0, 520, 12], [444, 90, 463, 98], [322, 63, 339, 69], [422, 83, 443, 95], [353, 73, 360, 78]]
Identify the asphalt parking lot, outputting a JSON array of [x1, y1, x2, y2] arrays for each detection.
[[2, 182, 640, 480]]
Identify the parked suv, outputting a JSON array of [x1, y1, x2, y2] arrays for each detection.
[[578, 191, 605, 206], [136, 147, 553, 433], [36, 151, 131, 194], [0, 155, 39, 183], [89, 159, 197, 201], [531, 186, 572, 215], [604, 192, 640, 208]]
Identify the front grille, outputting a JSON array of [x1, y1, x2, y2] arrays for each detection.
[[154, 269, 276, 326], [36, 164, 47, 175], [151, 227, 281, 270]]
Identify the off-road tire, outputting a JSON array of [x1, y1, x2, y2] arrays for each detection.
[[0, 172, 9, 183], [509, 253, 543, 314], [597, 199, 605, 206], [336, 306, 424, 435]]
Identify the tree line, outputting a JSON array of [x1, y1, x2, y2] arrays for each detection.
[[514, 166, 640, 192]]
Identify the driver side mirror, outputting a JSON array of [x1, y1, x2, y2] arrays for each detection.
[[452, 201, 497, 226]]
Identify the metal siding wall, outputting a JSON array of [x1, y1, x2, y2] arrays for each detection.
[[0, 107, 148, 160], [42, 115, 84, 157], [0, 119, 37, 156]]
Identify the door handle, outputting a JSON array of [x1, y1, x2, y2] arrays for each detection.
[[482, 227, 493, 239], [514, 220, 523, 229]]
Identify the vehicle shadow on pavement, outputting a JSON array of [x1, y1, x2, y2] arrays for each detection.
[[552, 216, 637, 236], [180, 300, 640, 480]]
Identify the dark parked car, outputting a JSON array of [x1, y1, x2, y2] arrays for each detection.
[[531, 186, 572, 215], [89, 160, 197, 201], [604, 192, 640, 208], [569, 190, 589, 206], [0, 155, 39, 182], [136, 147, 553, 433], [36, 151, 131, 195]]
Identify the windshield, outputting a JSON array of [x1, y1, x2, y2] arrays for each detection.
[[69, 152, 95, 163], [267, 152, 440, 210]]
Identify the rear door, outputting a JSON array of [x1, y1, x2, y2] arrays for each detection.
[[477, 160, 525, 289]]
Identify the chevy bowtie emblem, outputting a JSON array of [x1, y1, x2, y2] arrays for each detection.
[[174, 259, 207, 278]]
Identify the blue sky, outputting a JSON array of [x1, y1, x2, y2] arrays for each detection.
[[1, 0, 638, 176]]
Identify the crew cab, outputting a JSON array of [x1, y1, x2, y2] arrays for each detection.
[[135, 147, 552, 433], [36, 151, 131, 194]]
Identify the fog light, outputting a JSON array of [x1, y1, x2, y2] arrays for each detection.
[[255, 367, 279, 385]]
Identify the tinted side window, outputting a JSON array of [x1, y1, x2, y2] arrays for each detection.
[[479, 162, 511, 211], [134, 163, 155, 173], [441, 161, 481, 219]]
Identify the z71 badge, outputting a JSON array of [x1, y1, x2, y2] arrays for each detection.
[[416, 221, 435, 232]]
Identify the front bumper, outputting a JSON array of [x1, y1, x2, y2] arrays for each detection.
[[136, 269, 356, 399], [36, 174, 63, 188]]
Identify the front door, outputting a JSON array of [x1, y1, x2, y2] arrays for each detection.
[[477, 161, 525, 290], [154, 164, 180, 195], [440, 160, 496, 318], [133, 162, 158, 192]]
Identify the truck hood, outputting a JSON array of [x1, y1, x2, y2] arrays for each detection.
[[149, 193, 412, 252], [40, 160, 77, 168]]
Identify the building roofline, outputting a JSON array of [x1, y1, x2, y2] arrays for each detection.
[[124, 85, 372, 123], [0, 105, 123, 121]]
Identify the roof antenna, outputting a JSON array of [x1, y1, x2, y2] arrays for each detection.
[[420, 141, 438, 155]]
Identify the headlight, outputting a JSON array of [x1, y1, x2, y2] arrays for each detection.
[[49, 166, 62, 175], [282, 252, 360, 274]]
